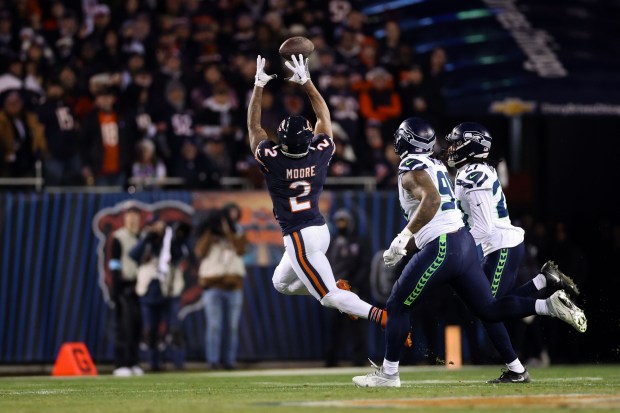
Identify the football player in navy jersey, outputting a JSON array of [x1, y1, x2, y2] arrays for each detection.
[[352, 117, 586, 387], [247, 54, 387, 328]]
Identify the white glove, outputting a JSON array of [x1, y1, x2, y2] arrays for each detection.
[[383, 248, 403, 267], [255, 55, 277, 88], [284, 54, 310, 85], [383, 228, 413, 267]]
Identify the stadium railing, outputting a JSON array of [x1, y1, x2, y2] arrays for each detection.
[[0, 175, 378, 192]]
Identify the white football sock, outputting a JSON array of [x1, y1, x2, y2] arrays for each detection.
[[383, 359, 399, 375], [506, 358, 525, 373], [320, 290, 373, 318], [533, 274, 546, 290], [535, 298, 550, 315]]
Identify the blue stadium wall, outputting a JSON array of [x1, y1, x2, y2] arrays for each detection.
[[0, 191, 407, 365]]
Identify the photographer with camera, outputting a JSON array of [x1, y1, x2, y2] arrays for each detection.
[[129, 218, 191, 372], [195, 203, 247, 370]]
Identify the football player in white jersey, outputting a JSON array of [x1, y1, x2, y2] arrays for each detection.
[[352, 117, 587, 388], [445, 121, 581, 383]]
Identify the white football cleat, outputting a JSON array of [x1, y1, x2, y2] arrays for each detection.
[[546, 290, 587, 333], [112, 367, 133, 377], [131, 365, 144, 376], [352, 360, 401, 387]]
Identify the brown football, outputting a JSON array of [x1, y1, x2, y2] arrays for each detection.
[[278, 36, 315, 60]]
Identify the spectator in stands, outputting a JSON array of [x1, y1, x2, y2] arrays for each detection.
[[153, 80, 196, 171], [359, 37, 379, 73], [87, 4, 113, 45], [57, 65, 93, 121], [0, 55, 43, 106], [358, 66, 402, 140], [325, 209, 371, 367], [196, 206, 247, 370], [0, 91, 47, 178], [203, 136, 232, 177], [131, 139, 166, 189], [329, 134, 357, 178], [231, 13, 256, 54], [174, 136, 221, 189], [375, 142, 401, 188], [121, 69, 156, 144], [324, 65, 361, 160], [378, 19, 411, 78], [48, 9, 80, 64], [334, 26, 362, 69], [362, 119, 387, 179], [109, 201, 143, 377], [0, 9, 18, 58], [37, 79, 81, 186], [421, 47, 448, 131], [399, 64, 430, 117], [80, 87, 131, 186], [196, 84, 243, 171], [95, 28, 123, 72], [190, 63, 224, 111]]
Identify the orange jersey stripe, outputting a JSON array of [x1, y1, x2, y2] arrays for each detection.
[[292, 232, 327, 297]]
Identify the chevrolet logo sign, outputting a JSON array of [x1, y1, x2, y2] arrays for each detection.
[[490, 98, 536, 116]]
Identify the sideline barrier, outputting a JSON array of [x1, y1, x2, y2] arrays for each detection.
[[0, 190, 413, 364]]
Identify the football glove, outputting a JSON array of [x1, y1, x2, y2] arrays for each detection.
[[284, 54, 310, 85], [383, 228, 413, 267], [254, 55, 277, 88]]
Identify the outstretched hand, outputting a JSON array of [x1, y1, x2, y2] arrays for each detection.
[[255, 55, 277, 88], [285, 54, 310, 85]]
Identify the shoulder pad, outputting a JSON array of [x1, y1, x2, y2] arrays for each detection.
[[399, 155, 429, 173], [255, 140, 279, 171], [455, 165, 493, 190]]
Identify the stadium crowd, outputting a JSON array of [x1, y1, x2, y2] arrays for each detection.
[[0, 0, 447, 189]]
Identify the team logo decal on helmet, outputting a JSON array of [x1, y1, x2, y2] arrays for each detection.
[[393, 117, 436, 157], [445, 122, 492, 168], [277, 116, 314, 158]]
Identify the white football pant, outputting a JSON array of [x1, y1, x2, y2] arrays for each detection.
[[272, 224, 373, 319]]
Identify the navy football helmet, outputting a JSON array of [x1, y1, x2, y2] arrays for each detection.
[[277, 116, 314, 158], [445, 122, 492, 168], [393, 117, 436, 157]]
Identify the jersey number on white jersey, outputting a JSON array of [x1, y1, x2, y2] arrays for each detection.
[[437, 171, 456, 211]]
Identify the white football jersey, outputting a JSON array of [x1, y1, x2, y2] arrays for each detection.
[[454, 162, 524, 256], [398, 155, 464, 249]]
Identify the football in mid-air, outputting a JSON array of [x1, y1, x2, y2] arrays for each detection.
[[278, 36, 315, 60]]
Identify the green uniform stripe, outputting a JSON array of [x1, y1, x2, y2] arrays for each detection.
[[491, 248, 508, 297], [404, 234, 447, 306]]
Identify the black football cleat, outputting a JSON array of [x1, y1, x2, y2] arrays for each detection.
[[488, 369, 531, 384], [541, 261, 580, 297]]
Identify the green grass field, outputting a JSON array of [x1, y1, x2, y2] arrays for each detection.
[[1, 365, 619, 413]]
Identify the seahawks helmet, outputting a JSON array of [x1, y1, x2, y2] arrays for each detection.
[[393, 117, 436, 158], [277, 116, 314, 158], [445, 122, 492, 168]]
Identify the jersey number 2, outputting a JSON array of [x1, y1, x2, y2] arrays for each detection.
[[289, 180, 311, 212]]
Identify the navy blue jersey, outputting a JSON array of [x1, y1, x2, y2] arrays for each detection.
[[255, 134, 335, 235]]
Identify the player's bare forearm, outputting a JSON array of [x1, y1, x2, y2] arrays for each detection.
[[403, 171, 440, 234], [247, 86, 269, 153], [406, 197, 440, 236], [303, 80, 332, 137]]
